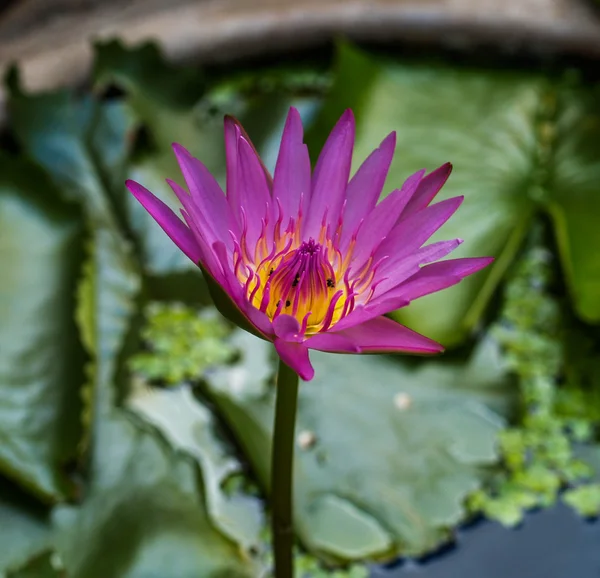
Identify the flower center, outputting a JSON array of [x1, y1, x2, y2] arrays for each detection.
[[237, 234, 351, 334], [232, 203, 382, 335]]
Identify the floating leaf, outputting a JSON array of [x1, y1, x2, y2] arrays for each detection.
[[6, 551, 61, 578], [0, 479, 53, 574], [545, 82, 600, 322], [7, 72, 135, 232], [205, 331, 513, 561], [53, 411, 259, 578], [0, 157, 84, 499], [563, 483, 600, 517], [61, 210, 258, 577], [128, 383, 263, 551]]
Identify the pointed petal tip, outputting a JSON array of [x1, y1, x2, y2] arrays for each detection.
[[341, 108, 355, 121], [171, 142, 192, 158], [274, 339, 315, 381], [125, 179, 150, 201]]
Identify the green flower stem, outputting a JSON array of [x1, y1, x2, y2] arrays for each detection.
[[271, 358, 299, 578]]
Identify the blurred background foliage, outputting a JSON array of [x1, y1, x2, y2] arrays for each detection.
[[1, 37, 600, 576]]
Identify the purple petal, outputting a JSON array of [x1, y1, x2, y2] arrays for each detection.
[[224, 116, 241, 222], [172, 143, 235, 249], [167, 179, 221, 252], [180, 209, 224, 281], [273, 108, 311, 225], [273, 314, 302, 341], [340, 132, 396, 251], [401, 162, 453, 219], [373, 239, 463, 296], [380, 276, 461, 305], [237, 135, 273, 248], [210, 241, 273, 339], [414, 256, 494, 278], [326, 316, 444, 355], [303, 109, 355, 239], [374, 196, 464, 264], [274, 339, 315, 381], [304, 332, 360, 353], [375, 256, 493, 304], [224, 117, 273, 226], [126, 180, 202, 263], [350, 169, 425, 269], [329, 296, 410, 333]]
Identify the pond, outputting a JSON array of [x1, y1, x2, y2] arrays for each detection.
[[376, 503, 600, 578]]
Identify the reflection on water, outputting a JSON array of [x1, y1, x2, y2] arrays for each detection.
[[374, 503, 600, 578]]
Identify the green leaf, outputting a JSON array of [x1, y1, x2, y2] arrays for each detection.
[[0, 479, 52, 574], [53, 411, 260, 578], [127, 383, 264, 550], [0, 157, 84, 499], [7, 73, 136, 232], [205, 331, 513, 561], [130, 303, 235, 385], [545, 82, 600, 322], [65, 210, 258, 577], [306, 42, 600, 344], [563, 483, 600, 517], [7, 552, 61, 578]]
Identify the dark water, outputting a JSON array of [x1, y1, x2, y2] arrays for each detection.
[[374, 503, 600, 578]]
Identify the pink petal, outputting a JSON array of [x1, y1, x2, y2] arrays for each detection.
[[303, 109, 355, 239], [243, 305, 274, 338], [273, 314, 302, 341], [350, 169, 425, 269], [373, 239, 463, 296], [172, 143, 235, 249], [236, 135, 273, 248], [273, 108, 311, 225], [211, 241, 272, 339], [374, 196, 464, 263], [180, 209, 224, 282], [326, 316, 444, 355], [304, 332, 360, 353], [224, 116, 273, 231], [414, 256, 494, 278], [224, 116, 242, 223], [340, 132, 396, 252], [274, 339, 315, 381], [374, 256, 493, 305], [126, 180, 202, 264], [329, 297, 410, 333], [167, 179, 215, 239], [401, 162, 453, 219]]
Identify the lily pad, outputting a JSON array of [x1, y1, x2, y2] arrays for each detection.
[[7, 552, 61, 578], [205, 331, 513, 561], [306, 43, 600, 345], [52, 411, 260, 578], [127, 383, 264, 551], [0, 479, 53, 574], [63, 210, 259, 578], [0, 157, 84, 499], [6, 70, 135, 232]]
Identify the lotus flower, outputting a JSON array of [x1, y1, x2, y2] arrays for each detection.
[[126, 108, 492, 381]]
